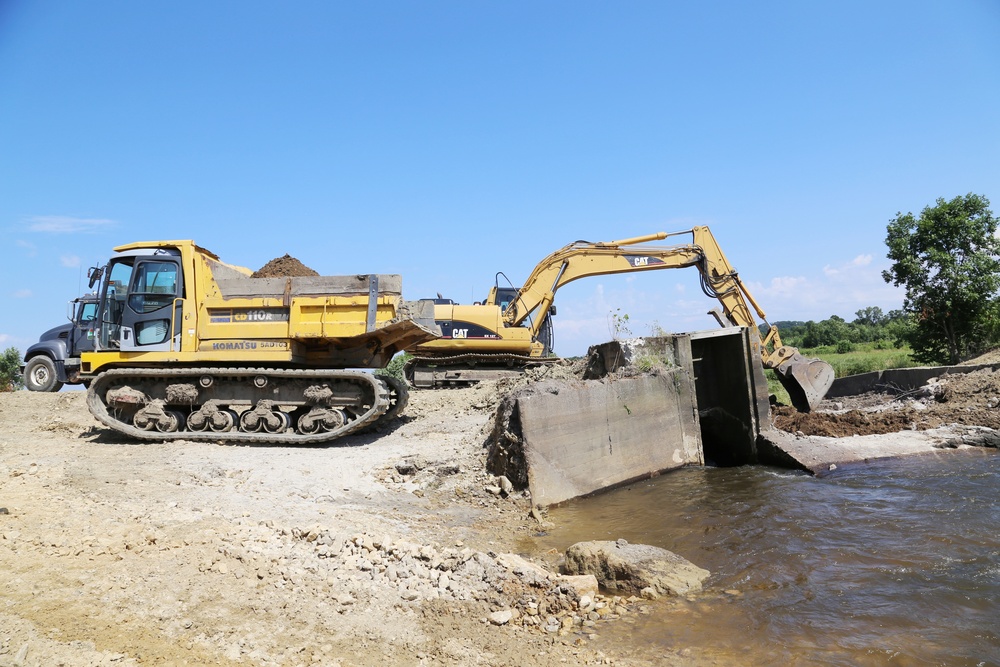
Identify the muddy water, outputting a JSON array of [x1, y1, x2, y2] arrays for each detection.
[[528, 450, 1000, 666]]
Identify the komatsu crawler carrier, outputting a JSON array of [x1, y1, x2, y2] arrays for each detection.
[[80, 240, 439, 444]]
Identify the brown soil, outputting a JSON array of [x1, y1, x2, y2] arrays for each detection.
[[773, 367, 1000, 437], [251, 254, 319, 278]]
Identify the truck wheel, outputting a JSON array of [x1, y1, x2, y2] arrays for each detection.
[[24, 356, 64, 392]]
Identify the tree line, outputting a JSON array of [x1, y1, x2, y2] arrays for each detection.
[[773, 308, 915, 353], [774, 193, 1000, 365]]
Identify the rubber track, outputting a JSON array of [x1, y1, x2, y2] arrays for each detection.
[[87, 367, 390, 445], [404, 353, 560, 388]]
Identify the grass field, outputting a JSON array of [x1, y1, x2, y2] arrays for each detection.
[[803, 343, 918, 377]]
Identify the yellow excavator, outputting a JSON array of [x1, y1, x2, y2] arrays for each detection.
[[406, 226, 835, 411]]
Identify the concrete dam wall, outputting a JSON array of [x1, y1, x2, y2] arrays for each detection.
[[487, 328, 772, 507]]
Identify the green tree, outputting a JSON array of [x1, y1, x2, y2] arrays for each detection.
[[853, 306, 886, 328], [0, 347, 23, 391], [883, 309, 916, 348], [882, 193, 1000, 364]]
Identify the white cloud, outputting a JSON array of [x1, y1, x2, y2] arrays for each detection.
[[16, 240, 37, 257], [25, 215, 117, 234], [852, 254, 873, 267], [825, 254, 875, 277], [0, 333, 11, 345], [61, 255, 81, 268], [746, 255, 905, 322], [13, 289, 32, 299], [764, 275, 808, 297]]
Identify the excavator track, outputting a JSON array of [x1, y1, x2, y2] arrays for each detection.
[[87, 367, 401, 445], [404, 354, 559, 388]]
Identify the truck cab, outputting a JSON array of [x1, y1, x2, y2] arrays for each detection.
[[21, 294, 99, 391]]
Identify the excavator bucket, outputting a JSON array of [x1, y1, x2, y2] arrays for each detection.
[[773, 352, 836, 413]]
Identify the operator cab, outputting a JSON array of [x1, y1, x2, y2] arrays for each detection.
[[493, 287, 556, 356], [89, 247, 184, 352]]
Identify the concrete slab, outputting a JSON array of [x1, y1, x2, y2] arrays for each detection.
[[689, 327, 771, 466], [488, 371, 702, 507], [757, 425, 1000, 474]]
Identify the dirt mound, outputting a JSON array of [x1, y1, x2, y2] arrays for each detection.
[[773, 405, 919, 437], [251, 254, 319, 278], [963, 347, 1000, 365], [775, 367, 1000, 436]]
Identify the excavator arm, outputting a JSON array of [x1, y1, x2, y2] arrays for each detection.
[[686, 227, 836, 411], [500, 226, 835, 410]]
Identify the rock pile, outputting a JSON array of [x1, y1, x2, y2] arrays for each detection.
[[284, 526, 649, 636]]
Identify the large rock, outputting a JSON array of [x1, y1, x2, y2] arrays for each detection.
[[564, 540, 709, 596]]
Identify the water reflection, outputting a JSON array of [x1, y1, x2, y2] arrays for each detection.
[[530, 450, 1000, 666]]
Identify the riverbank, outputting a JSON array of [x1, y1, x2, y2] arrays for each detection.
[[1, 362, 998, 666]]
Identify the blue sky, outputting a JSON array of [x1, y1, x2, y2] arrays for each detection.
[[2, 1, 998, 358]]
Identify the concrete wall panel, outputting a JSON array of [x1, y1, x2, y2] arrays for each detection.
[[827, 363, 1000, 398], [515, 371, 702, 507]]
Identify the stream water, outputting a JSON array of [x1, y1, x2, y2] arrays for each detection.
[[527, 449, 1000, 666]]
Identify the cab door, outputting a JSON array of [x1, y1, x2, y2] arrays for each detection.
[[69, 299, 97, 356], [119, 257, 184, 352]]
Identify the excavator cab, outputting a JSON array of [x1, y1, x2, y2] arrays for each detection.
[[493, 286, 556, 356], [493, 287, 519, 314]]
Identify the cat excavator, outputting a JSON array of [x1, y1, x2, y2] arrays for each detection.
[[405, 226, 835, 411]]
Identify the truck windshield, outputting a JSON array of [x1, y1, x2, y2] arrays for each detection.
[[78, 302, 97, 324]]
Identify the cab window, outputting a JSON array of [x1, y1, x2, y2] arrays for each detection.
[[128, 261, 179, 314]]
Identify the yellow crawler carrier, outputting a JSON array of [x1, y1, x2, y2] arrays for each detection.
[[81, 240, 439, 443]]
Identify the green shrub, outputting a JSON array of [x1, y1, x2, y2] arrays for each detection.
[[375, 352, 412, 382], [0, 347, 23, 392], [633, 352, 674, 373], [836, 340, 855, 354]]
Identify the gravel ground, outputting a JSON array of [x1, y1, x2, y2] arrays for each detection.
[[3, 359, 999, 666]]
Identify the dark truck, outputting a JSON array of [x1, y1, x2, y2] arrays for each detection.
[[21, 294, 98, 392]]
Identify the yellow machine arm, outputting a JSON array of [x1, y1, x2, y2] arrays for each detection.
[[501, 226, 834, 409], [503, 228, 753, 333]]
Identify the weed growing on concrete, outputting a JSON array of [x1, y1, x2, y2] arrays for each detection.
[[609, 308, 632, 340], [633, 352, 674, 374]]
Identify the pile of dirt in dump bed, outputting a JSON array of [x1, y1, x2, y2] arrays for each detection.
[[251, 254, 319, 278], [773, 367, 1000, 437]]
